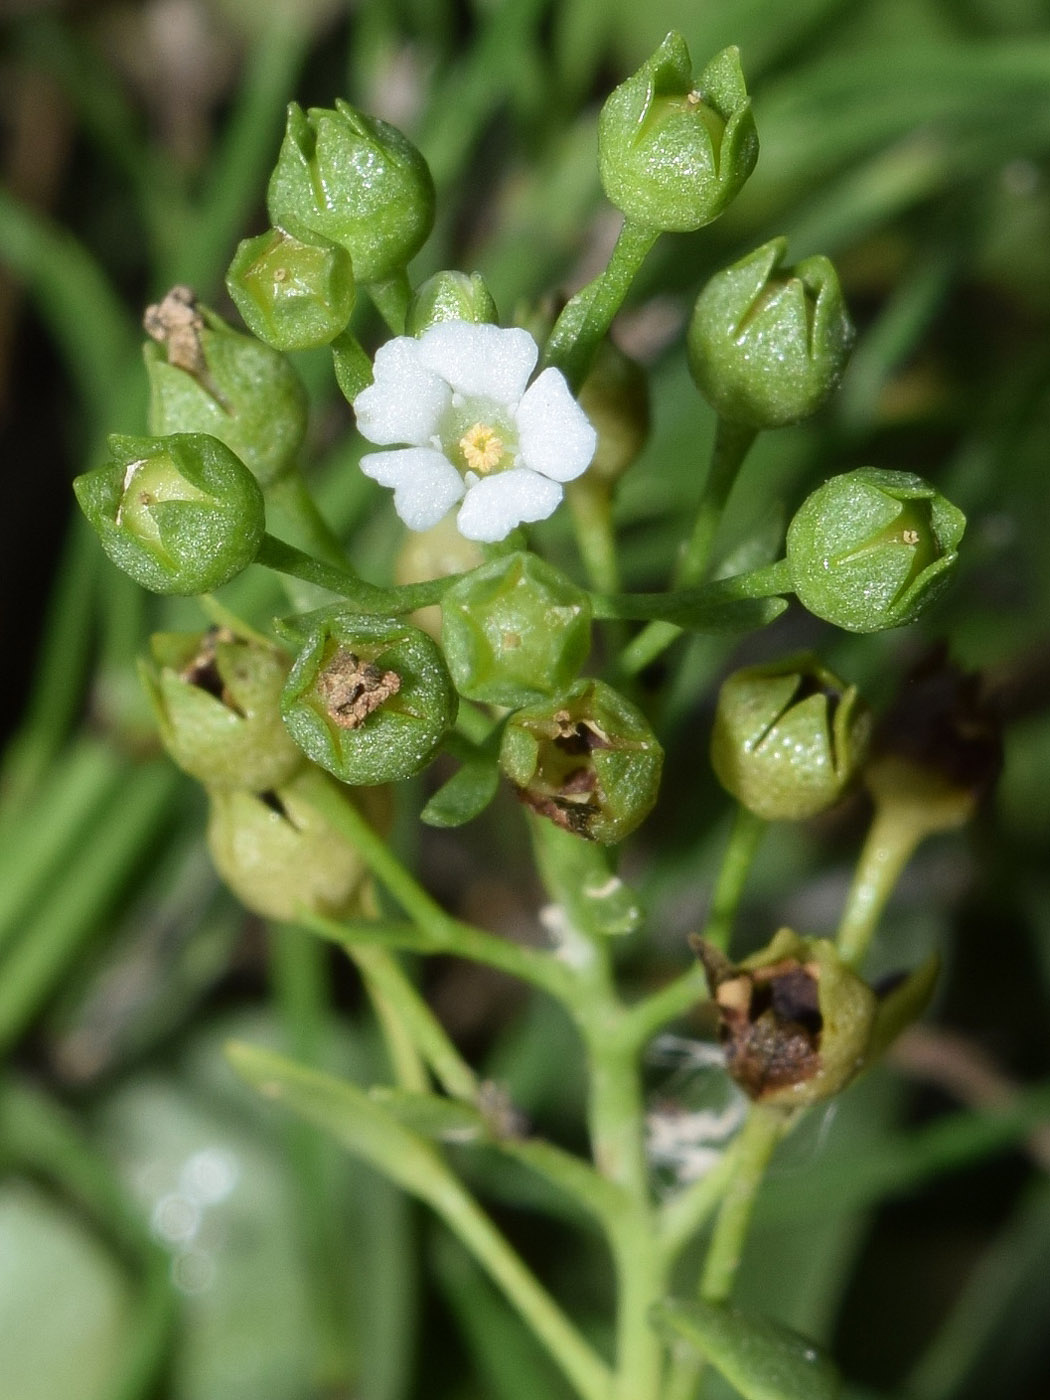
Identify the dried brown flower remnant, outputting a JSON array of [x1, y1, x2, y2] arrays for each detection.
[[870, 646, 1003, 813], [143, 285, 207, 373], [693, 929, 886, 1107], [697, 939, 823, 1099], [499, 679, 663, 844], [178, 626, 243, 712], [317, 648, 401, 729], [513, 714, 613, 837]]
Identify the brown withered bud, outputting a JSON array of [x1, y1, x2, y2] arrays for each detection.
[[694, 929, 939, 1107], [695, 930, 877, 1107], [498, 680, 663, 845], [143, 285, 207, 373], [869, 647, 1003, 814]]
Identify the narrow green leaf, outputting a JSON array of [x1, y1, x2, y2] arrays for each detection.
[[421, 758, 500, 828], [227, 1041, 445, 1201], [498, 1136, 631, 1229], [369, 1088, 488, 1143], [652, 1297, 841, 1400], [592, 590, 789, 632]]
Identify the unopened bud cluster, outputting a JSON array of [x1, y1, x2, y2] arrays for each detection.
[[69, 31, 974, 935], [140, 624, 384, 922]]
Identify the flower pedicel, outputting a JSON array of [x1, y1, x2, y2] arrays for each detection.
[[353, 321, 597, 543]]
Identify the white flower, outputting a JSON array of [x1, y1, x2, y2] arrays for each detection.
[[353, 321, 597, 543]]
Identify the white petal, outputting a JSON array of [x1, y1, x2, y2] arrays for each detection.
[[416, 323, 538, 407], [456, 468, 563, 543], [360, 448, 465, 531], [354, 337, 451, 446], [515, 367, 597, 482]]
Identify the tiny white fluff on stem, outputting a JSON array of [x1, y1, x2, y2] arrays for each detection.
[[353, 321, 597, 543]]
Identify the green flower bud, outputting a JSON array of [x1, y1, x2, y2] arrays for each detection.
[[687, 238, 854, 429], [697, 930, 938, 1107], [575, 339, 650, 489], [711, 654, 871, 821], [500, 680, 663, 844], [405, 271, 498, 336], [267, 100, 435, 284], [697, 931, 876, 1107], [73, 432, 265, 596], [441, 553, 592, 707], [279, 610, 457, 785], [143, 287, 307, 487], [226, 226, 355, 351], [598, 34, 758, 233], [139, 628, 303, 791], [207, 769, 390, 922], [786, 468, 966, 632]]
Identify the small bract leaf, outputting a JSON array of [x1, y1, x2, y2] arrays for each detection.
[[421, 759, 500, 828], [652, 1297, 841, 1400]]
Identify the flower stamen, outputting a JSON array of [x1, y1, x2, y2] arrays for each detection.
[[459, 422, 506, 475]]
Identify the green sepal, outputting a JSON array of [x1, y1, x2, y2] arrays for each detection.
[[867, 952, 940, 1062], [652, 1297, 841, 1400], [267, 100, 435, 284], [226, 225, 355, 351], [598, 34, 758, 232], [786, 468, 966, 632], [206, 769, 388, 922], [500, 679, 662, 845], [139, 627, 303, 791], [405, 270, 498, 335], [688, 238, 854, 429], [710, 653, 872, 821], [278, 609, 457, 785], [144, 305, 307, 488], [441, 552, 592, 707], [73, 432, 265, 596]]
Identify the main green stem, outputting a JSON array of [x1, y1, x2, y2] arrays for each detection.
[[529, 817, 665, 1399], [703, 806, 766, 954], [836, 798, 932, 969], [620, 419, 757, 676], [700, 1105, 785, 1302], [620, 805, 766, 1052], [368, 270, 413, 335], [663, 1105, 787, 1400], [544, 218, 659, 391]]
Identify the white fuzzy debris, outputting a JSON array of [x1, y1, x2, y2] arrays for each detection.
[[646, 1098, 747, 1183], [538, 903, 595, 969]]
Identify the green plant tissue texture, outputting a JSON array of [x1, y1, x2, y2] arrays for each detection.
[[280, 612, 457, 785], [8, 2, 1050, 1399], [653, 1298, 841, 1400]]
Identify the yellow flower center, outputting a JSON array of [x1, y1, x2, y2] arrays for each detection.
[[459, 422, 506, 475]]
